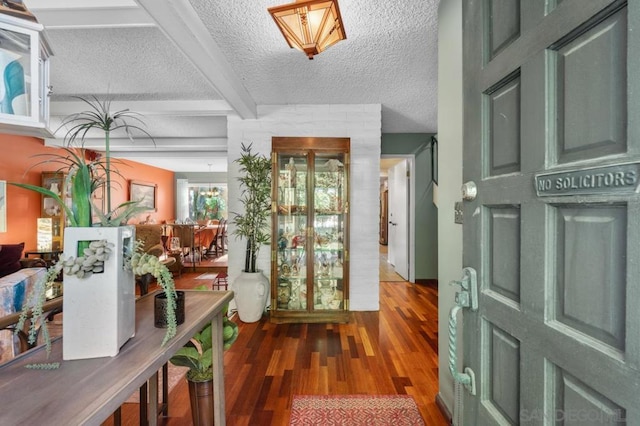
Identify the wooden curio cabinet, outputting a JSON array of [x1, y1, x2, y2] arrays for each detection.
[[270, 137, 350, 323], [41, 172, 69, 250]]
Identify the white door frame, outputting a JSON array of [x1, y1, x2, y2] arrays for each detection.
[[381, 154, 415, 283]]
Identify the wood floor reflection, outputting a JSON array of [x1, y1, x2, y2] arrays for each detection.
[[379, 243, 406, 282], [103, 266, 445, 425]]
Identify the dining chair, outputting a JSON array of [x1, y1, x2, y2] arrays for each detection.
[[216, 219, 227, 255], [204, 224, 221, 259]]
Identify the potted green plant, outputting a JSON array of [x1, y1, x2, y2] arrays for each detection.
[[13, 96, 155, 227], [169, 302, 239, 426], [12, 96, 179, 361], [230, 143, 271, 322]]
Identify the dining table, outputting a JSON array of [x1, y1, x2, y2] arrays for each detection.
[[195, 224, 220, 253]]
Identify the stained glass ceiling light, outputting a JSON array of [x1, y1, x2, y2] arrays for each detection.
[[268, 0, 346, 60]]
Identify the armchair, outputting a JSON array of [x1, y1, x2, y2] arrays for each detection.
[[133, 225, 184, 295], [134, 224, 165, 257]]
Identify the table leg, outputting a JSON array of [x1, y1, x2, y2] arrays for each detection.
[[211, 313, 225, 425], [192, 226, 197, 272], [140, 382, 148, 425], [161, 363, 169, 416], [114, 407, 121, 426], [149, 371, 159, 426]]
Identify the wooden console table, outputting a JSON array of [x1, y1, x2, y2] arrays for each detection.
[[0, 289, 233, 425]]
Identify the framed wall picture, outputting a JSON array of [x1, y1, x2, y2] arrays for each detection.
[[0, 180, 6, 232], [129, 180, 157, 212]]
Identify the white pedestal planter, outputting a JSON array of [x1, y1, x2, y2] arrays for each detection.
[[232, 271, 269, 323], [62, 226, 136, 360]]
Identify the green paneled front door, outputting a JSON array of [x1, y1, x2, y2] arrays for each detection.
[[462, 0, 639, 424]]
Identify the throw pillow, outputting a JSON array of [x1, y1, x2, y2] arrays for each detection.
[[0, 242, 25, 277]]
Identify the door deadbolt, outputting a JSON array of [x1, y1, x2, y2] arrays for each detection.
[[461, 181, 477, 201]]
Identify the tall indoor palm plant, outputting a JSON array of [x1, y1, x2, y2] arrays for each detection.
[[230, 143, 271, 323], [232, 143, 272, 273]]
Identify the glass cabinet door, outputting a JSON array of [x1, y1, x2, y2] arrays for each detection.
[[312, 153, 346, 311], [0, 26, 32, 118], [41, 172, 68, 250], [0, 14, 52, 136], [271, 137, 350, 323], [275, 154, 308, 311]]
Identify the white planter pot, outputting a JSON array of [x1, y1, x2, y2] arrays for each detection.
[[232, 271, 269, 323], [62, 226, 136, 360]]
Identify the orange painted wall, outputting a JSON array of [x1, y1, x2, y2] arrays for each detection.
[[0, 134, 175, 250]]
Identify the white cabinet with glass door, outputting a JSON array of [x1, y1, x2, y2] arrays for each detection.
[[0, 13, 52, 137]]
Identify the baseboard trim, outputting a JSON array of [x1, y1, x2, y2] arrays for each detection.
[[435, 392, 453, 425], [415, 278, 438, 287]]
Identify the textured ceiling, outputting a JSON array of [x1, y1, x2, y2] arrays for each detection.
[[24, 0, 440, 172], [191, 0, 439, 133], [47, 27, 223, 101]]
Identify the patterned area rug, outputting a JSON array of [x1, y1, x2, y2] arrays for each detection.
[[289, 395, 425, 425]]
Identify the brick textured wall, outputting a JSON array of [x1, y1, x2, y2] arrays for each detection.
[[227, 104, 382, 311]]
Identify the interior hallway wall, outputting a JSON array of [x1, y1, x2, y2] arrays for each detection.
[[436, 0, 464, 415], [381, 133, 438, 280]]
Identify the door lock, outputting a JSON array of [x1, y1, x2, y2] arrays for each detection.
[[448, 267, 478, 395]]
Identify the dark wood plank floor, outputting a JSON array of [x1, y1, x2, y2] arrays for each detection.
[[102, 273, 447, 426]]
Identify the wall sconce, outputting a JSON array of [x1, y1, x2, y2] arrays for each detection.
[[268, 0, 346, 60]]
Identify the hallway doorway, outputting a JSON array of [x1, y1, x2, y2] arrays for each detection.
[[380, 156, 415, 282], [379, 244, 405, 282]]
